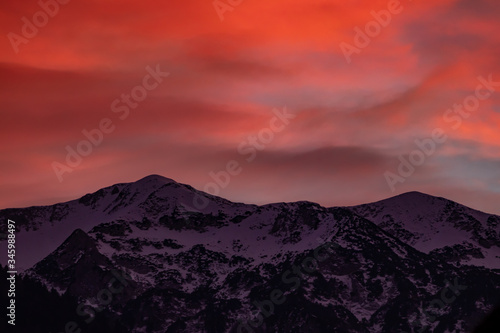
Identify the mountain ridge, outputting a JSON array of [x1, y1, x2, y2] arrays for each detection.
[[1, 174, 499, 270], [1, 174, 499, 332]]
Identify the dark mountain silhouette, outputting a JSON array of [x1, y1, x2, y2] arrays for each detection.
[[0, 175, 499, 332]]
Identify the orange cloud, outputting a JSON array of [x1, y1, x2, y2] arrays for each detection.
[[1, 0, 500, 214]]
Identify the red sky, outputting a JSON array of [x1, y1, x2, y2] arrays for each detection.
[[1, 0, 500, 214]]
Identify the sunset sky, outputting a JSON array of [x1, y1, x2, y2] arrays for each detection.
[[1, 0, 500, 214]]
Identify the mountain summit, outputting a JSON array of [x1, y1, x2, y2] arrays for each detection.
[[348, 191, 500, 268]]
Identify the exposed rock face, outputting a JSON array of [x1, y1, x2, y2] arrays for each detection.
[[1, 176, 499, 332]]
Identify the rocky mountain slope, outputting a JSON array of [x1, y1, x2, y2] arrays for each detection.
[[0, 175, 499, 332], [348, 192, 500, 269]]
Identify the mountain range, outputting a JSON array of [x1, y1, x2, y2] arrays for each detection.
[[1, 175, 499, 332]]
